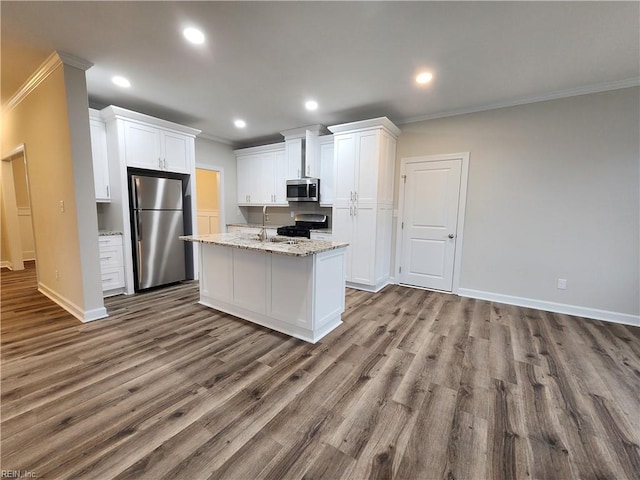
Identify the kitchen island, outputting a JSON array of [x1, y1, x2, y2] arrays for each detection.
[[181, 233, 348, 343]]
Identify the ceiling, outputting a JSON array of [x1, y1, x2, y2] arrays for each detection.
[[2, 1, 639, 147]]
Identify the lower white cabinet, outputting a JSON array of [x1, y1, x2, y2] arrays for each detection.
[[310, 231, 332, 241], [98, 235, 125, 296]]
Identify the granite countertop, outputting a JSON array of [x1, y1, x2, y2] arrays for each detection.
[[181, 233, 347, 257], [99, 230, 123, 236], [226, 223, 332, 234]]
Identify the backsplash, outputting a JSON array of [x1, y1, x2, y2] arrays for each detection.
[[243, 205, 332, 228]]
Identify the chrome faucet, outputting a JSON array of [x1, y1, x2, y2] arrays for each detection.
[[258, 205, 268, 241]]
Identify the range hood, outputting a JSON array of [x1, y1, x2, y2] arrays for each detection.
[[281, 125, 326, 178]]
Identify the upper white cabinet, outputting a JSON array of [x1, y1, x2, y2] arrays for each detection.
[[123, 120, 190, 173], [328, 117, 400, 292], [319, 136, 334, 206], [89, 109, 110, 202], [235, 144, 287, 206]]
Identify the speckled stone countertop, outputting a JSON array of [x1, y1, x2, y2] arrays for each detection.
[[99, 230, 123, 236], [181, 233, 347, 257]]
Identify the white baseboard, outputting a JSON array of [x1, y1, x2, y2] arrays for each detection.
[[457, 288, 639, 327], [1, 261, 12, 269], [38, 282, 108, 323], [22, 251, 35, 261]]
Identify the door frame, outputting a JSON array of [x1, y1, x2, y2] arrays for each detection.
[[395, 152, 470, 294], [2, 144, 37, 275]]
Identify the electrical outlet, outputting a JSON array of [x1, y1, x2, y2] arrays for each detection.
[[59, 200, 65, 213], [55, 270, 60, 280], [557, 278, 567, 290], [290, 211, 295, 218]]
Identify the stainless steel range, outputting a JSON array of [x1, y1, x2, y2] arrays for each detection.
[[277, 214, 328, 238]]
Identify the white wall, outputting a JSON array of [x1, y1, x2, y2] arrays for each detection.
[[395, 87, 639, 321], [195, 137, 245, 227]]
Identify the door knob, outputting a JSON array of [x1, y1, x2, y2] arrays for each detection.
[[448, 233, 455, 239]]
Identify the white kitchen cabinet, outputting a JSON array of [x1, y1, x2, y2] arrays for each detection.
[[98, 234, 125, 296], [89, 111, 110, 202], [100, 105, 200, 295], [285, 137, 303, 179], [235, 144, 287, 206], [319, 136, 334, 206], [123, 120, 191, 174], [304, 129, 320, 178], [328, 117, 400, 292]]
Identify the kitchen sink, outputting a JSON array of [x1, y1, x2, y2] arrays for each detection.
[[266, 237, 299, 245]]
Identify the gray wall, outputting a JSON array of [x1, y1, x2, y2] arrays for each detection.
[[395, 87, 639, 318], [195, 137, 245, 226]]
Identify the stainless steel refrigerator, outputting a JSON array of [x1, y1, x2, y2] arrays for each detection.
[[130, 174, 186, 290]]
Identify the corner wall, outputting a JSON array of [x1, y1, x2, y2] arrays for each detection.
[[395, 87, 640, 323], [1, 54, 105, 321]]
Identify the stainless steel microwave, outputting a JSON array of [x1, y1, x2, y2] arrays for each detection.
[[286, 178, 319, 202]]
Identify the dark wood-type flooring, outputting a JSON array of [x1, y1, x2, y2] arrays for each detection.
[[2, 262, 639, 479]]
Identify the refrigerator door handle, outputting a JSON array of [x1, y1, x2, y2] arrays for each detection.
[[133, 210, 143, 286]]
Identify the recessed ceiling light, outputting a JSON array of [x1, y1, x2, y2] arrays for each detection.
[[305, 100, 318, 111], [234, 119, 246, 128], [112, 76, 131, 88], [416, 72, 433, 85], [183, 27, 205, 45]]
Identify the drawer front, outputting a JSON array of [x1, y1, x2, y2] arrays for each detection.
[[98, 235, 123, 248], [99, 245, 123, 269], [101, 266, 125, 291]]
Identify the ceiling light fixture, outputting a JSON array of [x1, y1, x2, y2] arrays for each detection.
[[416, 72, 433, 85], [112, 76, 131, 88], [183, 27, 205, 45], [305, 100, 318, 111], [234, 119, 246, 128]]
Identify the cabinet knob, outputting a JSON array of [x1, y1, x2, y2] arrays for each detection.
[[448, 233, 455, 239]]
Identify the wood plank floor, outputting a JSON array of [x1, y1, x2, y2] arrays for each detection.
[[2, 261, 639, 479]]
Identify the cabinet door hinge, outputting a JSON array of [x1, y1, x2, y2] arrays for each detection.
[[402, 174, 407, 184], [399, 266, 402, 273]]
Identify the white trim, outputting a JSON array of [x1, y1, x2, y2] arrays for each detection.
[[100, 105, 201, 136], [38, 282, 108, 323], [22, 251, 36, 261], [328, 116, 401, 137], [399, 78, 640, 125], [458, 288, 640, 327], [199, 132, 233, 145], [395, 152, 470, 294], [1, 261, 13, 269], [6, 51, 93, 111]]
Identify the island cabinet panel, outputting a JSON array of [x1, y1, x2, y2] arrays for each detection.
[[200, 245, 232, 302], [313, 249, 346, 330], [232, 249, 267, 314], [267, 254, 312, 328]]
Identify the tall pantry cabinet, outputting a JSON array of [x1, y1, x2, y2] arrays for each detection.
[[328, 117, 400, 292]]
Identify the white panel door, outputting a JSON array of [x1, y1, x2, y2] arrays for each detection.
[[123, 121, 160, 169], [399, 159, 462, 291], [273, 149, 287, 204], [355, 131, 379, 204], [351, 204, 376, 285], [331, 204, 353, 282], [162, 131, 189, 173], [319, 141, 334, 205], [333, 134, 356, 205]]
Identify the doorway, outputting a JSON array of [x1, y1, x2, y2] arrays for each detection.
[[396, 153, 469, 292], [1, 146, 36, 273], [195, 167, 222, 234]]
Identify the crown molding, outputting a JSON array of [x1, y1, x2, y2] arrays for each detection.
[[399, 78, 640, 126], [6, 51, 93, 111]]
